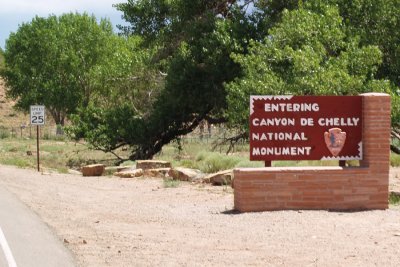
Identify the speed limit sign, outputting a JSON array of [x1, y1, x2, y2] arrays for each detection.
[[30, 105, 45, 125]]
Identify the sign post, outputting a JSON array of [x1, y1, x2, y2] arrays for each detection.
[[30, 105, 45, 172]]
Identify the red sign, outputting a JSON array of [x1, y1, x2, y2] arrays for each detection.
[[250, 96, 362, 161]]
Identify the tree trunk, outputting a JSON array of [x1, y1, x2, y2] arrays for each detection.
[[129, 115, 206, 160], [391, 144, 400, 154]]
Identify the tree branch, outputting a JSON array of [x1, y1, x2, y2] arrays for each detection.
[[212, 131, 248, 154], [390, 144, 400, 154]]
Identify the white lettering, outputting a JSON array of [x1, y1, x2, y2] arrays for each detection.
[[251, 132, 307, 141], [252, 118, 260, 126], [251, 146, 312, 156], [252, 147, 260, 155], [251, 118, 295, 126], [264, 103, 319, 112], [300, 118, 314, 126], [318, 117, 360, 127]]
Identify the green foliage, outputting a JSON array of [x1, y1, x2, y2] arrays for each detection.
[[390, 153, 400, 167], [65, 35, 164, 159], [0, 157, 32, 168], [40, 144, 65, 153], [332, 0, 400, 87], [0, 126, 10, 139], [66, 101, 148, 157], [70, 0, 254, 160], [0, 138, 129, 172], [115, 0, 172, 41], [193, 151, 241, 173], [225, 4, 397, 131], [389, 192, 400, 206], [69, 0, 400, 160], [1, 13, 118, 125]]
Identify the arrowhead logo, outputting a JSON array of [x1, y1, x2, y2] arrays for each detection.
[[324, 128, 346, 157]]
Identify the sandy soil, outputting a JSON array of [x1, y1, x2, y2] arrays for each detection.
[[0, 165, 399, 267]]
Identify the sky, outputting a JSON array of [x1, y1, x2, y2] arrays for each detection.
[[0, 0, 128, 49]]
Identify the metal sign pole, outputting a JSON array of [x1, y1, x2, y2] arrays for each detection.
[[37, 125, 40, 172], [30, 105, 45, 172]]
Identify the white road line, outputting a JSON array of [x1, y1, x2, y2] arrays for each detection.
[[0, 226, 17, 267]]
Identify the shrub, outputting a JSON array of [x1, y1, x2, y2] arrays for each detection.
[[0, 127, 10, 139], [390, 153, 400, 167], [163, 178, 180, 188], [195, 152, 241, 173], [389, 192, 400, 205], [0, 158, 32, 168]]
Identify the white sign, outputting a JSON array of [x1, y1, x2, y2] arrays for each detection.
[[30, 105, 45, 125]]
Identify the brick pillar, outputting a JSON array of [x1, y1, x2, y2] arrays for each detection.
[[360, 93, 391, 169], [359, 93, 391, 207]]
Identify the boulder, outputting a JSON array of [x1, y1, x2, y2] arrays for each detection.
[[114, 168, 144, 178], [143, 168, 171, 178], [168, 167, 204, 182], [105, 166, 134, 173], [81, 164, 105, 177], [204, 170, 233, 186], [136, 160, 171, 170]]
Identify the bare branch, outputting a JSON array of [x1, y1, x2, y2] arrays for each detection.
[[212, 131, 247, 154], [391, 144, 400, 154], [391, 129, 400, 140]]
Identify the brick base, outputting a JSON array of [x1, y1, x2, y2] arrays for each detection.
[[234, 167, 388, 211]]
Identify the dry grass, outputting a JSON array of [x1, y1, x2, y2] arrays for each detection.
[[0, 138, 132, 173]]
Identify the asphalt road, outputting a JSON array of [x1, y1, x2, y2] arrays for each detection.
[[0, 186, 76, 267]]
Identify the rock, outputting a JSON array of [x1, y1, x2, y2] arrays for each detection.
[[81, 164, 105, 177], [143, 168, 171, 178], [168, 167, 204, 182], [105, 166, 134, 172], [204, 170, 233, 186], [136, 160, 171, 170], [114, 168, 144, 178]]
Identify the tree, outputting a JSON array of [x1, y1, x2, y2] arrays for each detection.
[[256, 0, 400, 115], [67, 0, 255, 160], [330, 0, 400, 146], [1, 13, 116, 125], [250, 0, 400, 150], [70, 0, 400, 161], [66, 36, 165, 161], [328, 0, 400, 86], [226, 3, 399, 134]]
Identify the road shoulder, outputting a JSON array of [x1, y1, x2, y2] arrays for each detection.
[[0, 186, 76, 267]]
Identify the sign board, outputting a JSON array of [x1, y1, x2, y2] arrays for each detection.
[[30, 105, 45, 125], [250, 96, 362, 161]]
